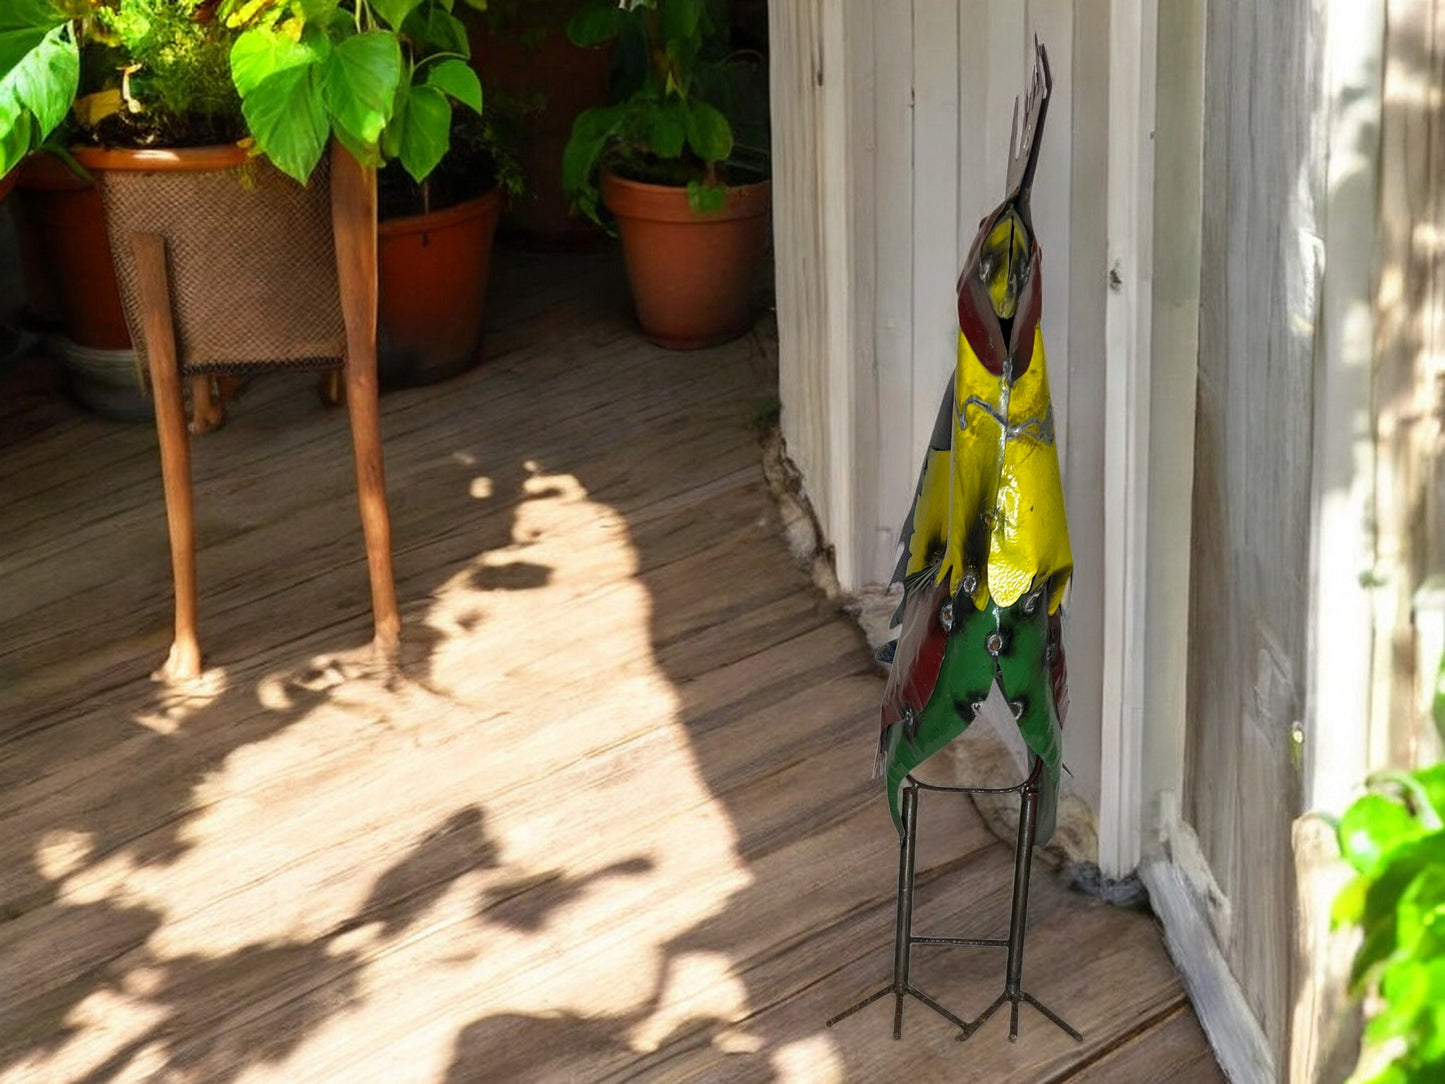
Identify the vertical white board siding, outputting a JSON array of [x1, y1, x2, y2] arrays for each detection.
[[955, 2, 993, 274], [771, 0, 826, 533], [910, 0, 961, 457], [819, 0, 860, 589], [1062, 0, 1109, 817], [1100, 0, 1158, 879], [870, 0, 916, 573], [1027, 0, 1075, 458], [1141, 0, 1207, 843], [771, 1, 871, 586], [848, 4, 884, 583]]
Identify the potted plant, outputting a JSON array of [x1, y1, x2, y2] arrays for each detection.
[[561, 0, 770, 349], [376, 95, 524, 385], [1, 0, 487, 418], [0, 0, 487, 679]]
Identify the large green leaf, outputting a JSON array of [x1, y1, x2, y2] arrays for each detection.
[[401, 5, 468, 56], [1349, 835, 1444, 990], [659, 0, 703, 45], [323, 31, 402, 152], [684, 98, 731, 163], [231, 26, 326, 97], [562, 103, 626, 225], [0, 104, 33, 178], [423, 57, 480, 113], [1434, 652, 1445, 743], [1397, 865, 1445, 955], [647, 98, 686, 158], [396, 82, 449, 183], [370, 0, 424, 31], [380, 81, 407, 161], [0, 2, 67, 71], [566, 2, 623, 47], [562, 104, 624, 196], [1, 21, 76, 139], [242, 63, 328, 182], [1340, 794, 1430, 875]]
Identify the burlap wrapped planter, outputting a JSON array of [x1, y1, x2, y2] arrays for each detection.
[[73, 144, 346, 376]]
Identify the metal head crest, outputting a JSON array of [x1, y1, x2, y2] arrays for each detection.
[[1004, 38, 1052, 205]]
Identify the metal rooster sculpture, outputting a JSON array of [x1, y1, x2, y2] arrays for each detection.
[[829, 42, 1082, 1045], [879, 41, 1071, 847]]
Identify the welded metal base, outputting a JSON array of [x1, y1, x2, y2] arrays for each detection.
[[826, 763, 1082, 1045]]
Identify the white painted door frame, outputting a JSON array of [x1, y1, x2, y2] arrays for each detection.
[[1096, 0, 1158, 881]]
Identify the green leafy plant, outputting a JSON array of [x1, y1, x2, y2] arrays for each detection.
[[560, 0, 766, 224], [377, 83, 526, 219], [1332, 654, 1445, 1084], [0, 0, 488, 184]]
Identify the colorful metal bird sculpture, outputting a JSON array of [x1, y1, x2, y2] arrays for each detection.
[[879, 42, 1071, 846]]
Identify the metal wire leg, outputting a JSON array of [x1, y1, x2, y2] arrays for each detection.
[[959, 777, 1082, 1044], [825, 784, 970, 1037]]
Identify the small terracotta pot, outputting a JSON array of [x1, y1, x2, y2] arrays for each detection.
[[378, 188, 503, 385], [14, 152, 131, 350], [601, 172, 771, 349], [0, 170, 15, 203]]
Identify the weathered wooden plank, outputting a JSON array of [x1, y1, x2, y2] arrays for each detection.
[[1061, 1004, 1224, 1083]]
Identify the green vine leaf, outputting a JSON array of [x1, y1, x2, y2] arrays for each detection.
[[396, 82, 449, 183], [1337, 749, 1445, 1084], [684, 99, 731, 164], [241, 62, 328, 182], [323, 30, 402, 151], [423, 56, 481, 113], [231, 25, 325, 97], [2, 21, 76, 138], [1341, 795, 1431, 875], [685, 179, 725, 214], [566, 3, 622, 47], [370, 0, 424, 32]]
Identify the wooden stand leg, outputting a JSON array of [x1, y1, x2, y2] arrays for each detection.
[[330, 144, 400, 663], [131, 233, 202, 682], [318, 370, 345, 407], [188, 374, 225, 434]]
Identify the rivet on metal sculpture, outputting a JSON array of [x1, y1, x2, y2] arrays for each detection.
[[827, 39, 1082, 1046], [878, 38, 1071, 849]]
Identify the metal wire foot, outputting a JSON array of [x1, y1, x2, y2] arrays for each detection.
[[825, 981, 970, 1038], [959, 987, 1083, 1043]]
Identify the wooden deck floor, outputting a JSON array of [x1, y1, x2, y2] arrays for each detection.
[[0, 247, 1224, 1083]]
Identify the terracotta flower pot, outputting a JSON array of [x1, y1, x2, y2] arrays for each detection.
[[0, 170, 15, 203], [14, 152, 131, 350], [601, 171, 771, 349], [378, 188, 502, 386]]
